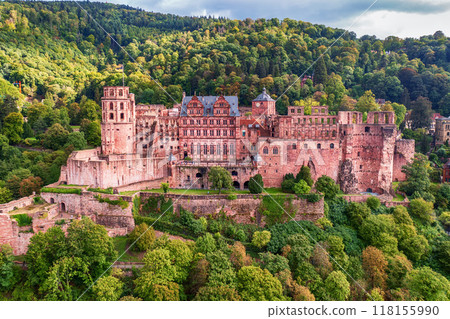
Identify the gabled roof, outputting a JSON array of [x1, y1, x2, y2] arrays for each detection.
[[253, 88, 275, 102], [180, 96, 240, 117]]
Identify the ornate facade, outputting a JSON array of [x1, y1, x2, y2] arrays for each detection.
[[59, 86, 415, 195]]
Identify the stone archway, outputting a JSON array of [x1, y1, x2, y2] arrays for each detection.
[[61, 202, 66, 212], [233, 181, 240, 189], [243, 181, 250, 189]]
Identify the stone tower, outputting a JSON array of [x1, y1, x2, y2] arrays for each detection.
[[101, 86, 135, 155], [252, 88, 276, 117]]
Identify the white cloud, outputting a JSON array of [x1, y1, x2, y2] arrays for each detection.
[[339, 10, 450, 38]]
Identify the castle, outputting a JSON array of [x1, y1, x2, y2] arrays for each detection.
[[59, 86, 415, 195]]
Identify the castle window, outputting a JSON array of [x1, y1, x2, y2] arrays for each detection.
[[357, 151, 360, 156], [203, 119, 207, 125], [242, 130, 246, 137], [183, 120, 187, 125], [232, 171, 238, 176], [230, 144, 234, 155], [184, 143, 187, 148], [304, 144, 308, 149], [332, 130, 336, 137], [273, 147, 278, 155], [109, 113, 114, 120], [109, 102, 114, 110], [192, 103, 197, 107], [119, 89, 123, 96], [204, 144, 208, 155], [230, 120, 234, 125], [197, 144, 201, 154], [197, 130, 201, 136], [292, 144, 297, 149], [224, 120, 227, 125], [191, 144, 194, 154], [197, 120, 201, 125], [223, 144, 228, 155], [217, 144, 221, 155], [183, 130, 187, 136], [263, 147, 269, 154], [210, 145, 214, 154], [230, 130, 234, 136], [365, 127, 370, 133], [291, 109, 294, 113], [109, 89, 114, 96], [210, 120, 214, 125], [120, 102, 124, 110], [330, 143, 334, 149], [223, 130, 227, 136], [120, 113, 124, 120], [203, 130, 207, 136], [190, 130, 194, 136], [190, 120, 194, 125], [210, 130, 214, 136], [217, 130, 221, 136], [317, 143, 321, 149], [360, 165, 363, 169], [216, 120, 220, 125]]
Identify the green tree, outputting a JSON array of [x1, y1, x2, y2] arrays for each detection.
[[346, 202, 371, 228], [65, 132, 87, 150], [296, 165, 313, 186], [80, 119, 101, 146], [128, 223, 156, 252], [252, 230, 271, 249], [237, 266, 285, 301], [410, 97, 433, 130], [314, 175, 340, 199], [0, 244, 16, 291], [195, 233, 217, 255], [366, 196, 381, 210], [400, 153, 431, 197], [134, 271, 180, 301], [0, 187, 12, 204], [355, 91, 379, 113], [362, 246, 387, 290], [41, 256, 92, 300], [208, 166, 233, 194], [161, 182, 169, 193], [293, 180, 311, 195], [409, 198, 434, 224], [386, 255, 413, 289], [43, 123, 69, 150], [249, 174, 263, 194], [314, 56, 327, 85], [324, 271, 350, 301], [2, 112, 23, 144], [92, 275, 124, 301], [194, 286, 241, 301], [405, 267, 450, 301]]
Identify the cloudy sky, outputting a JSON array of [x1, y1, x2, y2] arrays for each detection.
[[102, 0, 450, 39]]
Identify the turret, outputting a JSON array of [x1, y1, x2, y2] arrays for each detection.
[[252, 88, 276, 117]]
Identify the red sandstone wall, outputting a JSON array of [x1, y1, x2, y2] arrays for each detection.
[[139, 193, 324, 224], [393, 139, 415, 182], [40, 192, 135, 232]]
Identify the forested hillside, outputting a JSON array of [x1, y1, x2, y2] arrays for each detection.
[[0, 0, 449, 114]]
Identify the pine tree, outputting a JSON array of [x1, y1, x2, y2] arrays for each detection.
[[313, 56, 327, 85]]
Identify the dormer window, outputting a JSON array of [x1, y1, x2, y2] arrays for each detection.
[[119, 89, 123, 96], [109, 102, 114, 110]]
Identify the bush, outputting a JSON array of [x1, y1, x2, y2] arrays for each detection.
[[87, 187, 114, 194], [409, 198, 434, 224], [249, 174, 263, 194], [281, 179, 295, 193], [366, 196, 381, 210], [227, 194, 237, 200], [41, 187, 82, 195], [314, 175, 340, 199], [293, 180, 311, 195], [252, 230, 271, 249], [12, 214, 32, 226], [128, 223, 156, 251], [161, 182, 169, 194], [438, 211, 450, 227], [94, 195, 129, 209]]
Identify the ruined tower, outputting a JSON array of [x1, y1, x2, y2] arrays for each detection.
[[101, 86, 135, 155]]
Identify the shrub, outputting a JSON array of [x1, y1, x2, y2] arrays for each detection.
[[227, 194, 237, 200], [161, 182, 169, 194], [87, 187, 114, 194], [252, 230, 271, 249], [281, 179, 295, 193], [314, 175, 340, 199], [12, 214, 32, 226], [249, 174, 264, 194], [128, 223, 156, 251], [293, 180, 311, 195], [366, 196, 381, 210], [94, 195, 129, 209], [409, 198, 434, 224], [33, 196, 44, 204], [438, 211, 450, 227], [41, 187, 82, 195]]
